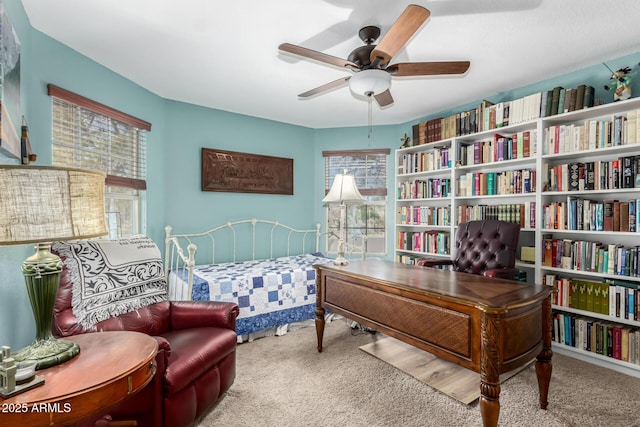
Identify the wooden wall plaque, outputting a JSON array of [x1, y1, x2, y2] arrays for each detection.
[[201, 148, 293, 195]]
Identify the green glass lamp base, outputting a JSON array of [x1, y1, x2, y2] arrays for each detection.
[[14, 243, 81, 370], [12, 338, 80, 370]]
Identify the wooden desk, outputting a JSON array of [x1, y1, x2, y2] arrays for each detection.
[[314, 259, 552, 427], [1, 331, 157, 426]]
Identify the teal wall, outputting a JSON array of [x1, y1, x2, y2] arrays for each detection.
[[162, 100, 316, 233], [2, 0, 640, 350]]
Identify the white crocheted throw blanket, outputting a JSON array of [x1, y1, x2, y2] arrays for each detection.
[[52, 235, 167, 329]]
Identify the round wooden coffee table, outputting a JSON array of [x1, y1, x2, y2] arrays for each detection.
[[0, 331, 157, 426]]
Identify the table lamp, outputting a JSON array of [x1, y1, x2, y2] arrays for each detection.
[[322, 169, 365, 266], [0, 165, 108, 369]]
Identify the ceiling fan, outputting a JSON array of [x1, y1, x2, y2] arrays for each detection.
[[278, 4, 470, 107]]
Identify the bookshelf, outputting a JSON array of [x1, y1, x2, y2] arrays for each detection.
[[395, 96, 640, 377]]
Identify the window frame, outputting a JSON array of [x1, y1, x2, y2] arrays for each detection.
[[48, 84, 151, 237], [323, 149, 390, 257]]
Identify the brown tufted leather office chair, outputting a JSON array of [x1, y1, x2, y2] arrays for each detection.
[[417, 220, 520, 279]]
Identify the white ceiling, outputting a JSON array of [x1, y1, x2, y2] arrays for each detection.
[[20, 0, 640, 129]]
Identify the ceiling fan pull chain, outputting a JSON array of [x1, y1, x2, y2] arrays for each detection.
[[368, 93, 373, 140]]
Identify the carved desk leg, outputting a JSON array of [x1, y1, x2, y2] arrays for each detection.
[[315, 271, 325, 353], [535, 295, 553, 410], [480, 312, 500, 427]]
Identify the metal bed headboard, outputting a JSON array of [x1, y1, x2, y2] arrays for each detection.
[[164, 219, 322, 298]]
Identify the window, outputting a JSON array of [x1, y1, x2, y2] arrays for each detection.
[[323, 149, 389, 256], [49, 85, 151, 238]]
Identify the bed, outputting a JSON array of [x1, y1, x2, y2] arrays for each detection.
[[164, 219, 337, 342]]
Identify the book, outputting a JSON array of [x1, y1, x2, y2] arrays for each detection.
[[620, 201, 630, 232], [550, 86, 563, 115], [586, 281, 595, 312], [622, 155, 636, 188], [543, 235, 553, 266], [603, 199, 615, 231], [622, 327, 631, 361], [601, 283, 610, 315], [628, 109, 638, 144], [613, 326, 622, 359], [558, 88, 566, 114], [575, 84, 586, 111], [543, 90, 553, 117], [583, 86, 595, 108], [585, 162, 595, 190], [568, 162, 583, 191], [566, 88, 577, 112], [595, 202, 604, 231]]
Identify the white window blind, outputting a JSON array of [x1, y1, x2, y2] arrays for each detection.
[[50, 93, 148, 189], [323, 149, 389, 196]]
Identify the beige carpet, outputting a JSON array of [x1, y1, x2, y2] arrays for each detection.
[[360, 336, 532, 405], [198, 319, 640, 427]]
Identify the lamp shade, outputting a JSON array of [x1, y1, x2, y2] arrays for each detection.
[[322, 171, 365, 204], [349, 69, 391, 96], [0, 165, 108, 245]]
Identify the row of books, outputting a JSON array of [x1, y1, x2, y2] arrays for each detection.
[[547, 275, 639, 319], [456, 203, 536, 229], [546, 85, 596, 117], [399, 147, 450, 174], [457, 169, 536, 196], [411, 105, 484, 145], [458, 131, 535, 166], [395, 203, 535, 228], [410, 84, 596, 146], [552, 311, 640, 365], [543, 198, 639, 232], [396, 231, 450, 255], [543, 111, 640, 155], [396, 205, 451, 226], [542, 236, 640, 277], [397, 178, 451, 200], [543, 156, 640, 192], [412, 99, 519, 144]]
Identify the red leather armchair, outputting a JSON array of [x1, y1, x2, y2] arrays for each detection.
[[417, 220, 520, 279], [52, 253, 240, 427]]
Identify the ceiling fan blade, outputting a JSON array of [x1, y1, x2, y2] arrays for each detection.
[[299, 76, 351, 98], [279, 43, 357, 69], [370, 5, 431, 67], [387, 61, 470, 77], [374, 89, 394, 107]]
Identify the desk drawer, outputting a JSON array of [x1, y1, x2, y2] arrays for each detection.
[[324, 277, 471, 358]]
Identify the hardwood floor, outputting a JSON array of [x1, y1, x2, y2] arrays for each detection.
[[360, 336, 533, 405]]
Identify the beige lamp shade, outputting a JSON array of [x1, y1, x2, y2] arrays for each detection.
[[322, 171, 365, 204], [0, 165, 108, 245]]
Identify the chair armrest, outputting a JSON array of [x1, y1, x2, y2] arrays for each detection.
[[483, 268, 519, 280], [154, 335, 171, 360], [169, 301, 240, 331], [416, 259, 454, 268]]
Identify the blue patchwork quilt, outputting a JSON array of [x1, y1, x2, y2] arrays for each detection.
[[171, 253, 331, 336]]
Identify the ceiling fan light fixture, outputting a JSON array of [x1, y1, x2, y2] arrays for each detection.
[[348, 69, 391, 97]]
